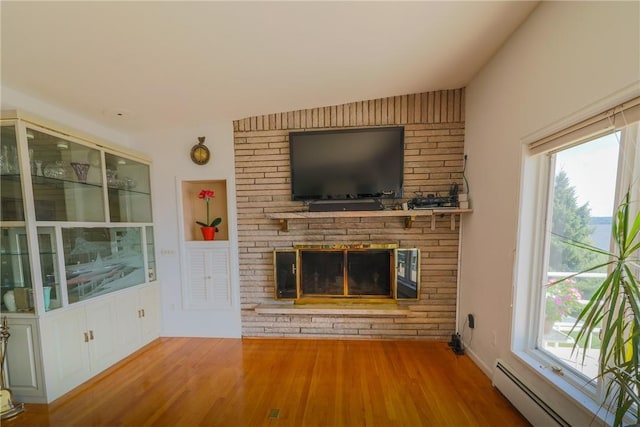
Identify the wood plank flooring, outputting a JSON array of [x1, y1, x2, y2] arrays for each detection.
[[4, 338, 530, 426]]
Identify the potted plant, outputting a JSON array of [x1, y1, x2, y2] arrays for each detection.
[[196, 189, 222, 241], [552, 191, 639, 426]]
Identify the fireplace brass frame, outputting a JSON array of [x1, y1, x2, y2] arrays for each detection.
[[273, 244, 420, 302], [293, 243, 398, 250]]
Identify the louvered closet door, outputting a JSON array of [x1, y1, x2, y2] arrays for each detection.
[[184, 243, 231, 310]]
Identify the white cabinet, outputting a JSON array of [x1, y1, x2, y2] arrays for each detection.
[[39, 297, 117, 402], [114, 291, 142, 358], [1, 115, 158, 316], [39, 306, 91, 400], [114, 283, 161, 357], [183, 242, 231, 310], [0, 111, 161, 404], [4, 317, 44, 399], [84, 298, 118, 374], [13, 283, 161, 403], [139, 284, 160, 345]]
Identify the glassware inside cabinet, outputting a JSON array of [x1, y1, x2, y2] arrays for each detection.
[[0, 125, 25, 221], [145, 226, 156, 282], [1, 227, 34, 313], [105, 153, 152, 223], [37, 227, 62, 311], [62, 227, 144, 304], [27, 128, 105, 222]]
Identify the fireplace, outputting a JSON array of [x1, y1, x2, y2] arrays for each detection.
[[300, 249, 392, 298], [273, 244, 420, 301]]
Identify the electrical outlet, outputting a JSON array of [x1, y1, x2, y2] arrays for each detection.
[[491, 330, 497, 347], [468, 314, 475, 328]]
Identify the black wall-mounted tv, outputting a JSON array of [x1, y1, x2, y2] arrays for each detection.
[[289, 126, 404, 201]]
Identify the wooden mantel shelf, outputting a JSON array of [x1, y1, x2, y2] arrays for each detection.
[[265, 208, 472, 232]]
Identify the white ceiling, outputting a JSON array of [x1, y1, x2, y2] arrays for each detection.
[[1, 1, 538, 134]]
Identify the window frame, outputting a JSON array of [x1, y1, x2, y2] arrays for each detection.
[[513, 121, 639, 419]]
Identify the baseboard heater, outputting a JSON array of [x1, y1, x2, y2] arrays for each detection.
[[493, 360, 570, 427]]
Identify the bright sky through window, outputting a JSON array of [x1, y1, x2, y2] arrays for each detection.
[[555, 133, 620, 217]]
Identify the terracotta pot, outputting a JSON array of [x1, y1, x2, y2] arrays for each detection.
[[200, 226, 216, 241]]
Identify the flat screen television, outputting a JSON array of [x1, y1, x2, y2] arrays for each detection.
[[289, 126, 404, 201]]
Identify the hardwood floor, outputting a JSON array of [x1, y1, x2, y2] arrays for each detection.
[[5, 338, 530, 426]]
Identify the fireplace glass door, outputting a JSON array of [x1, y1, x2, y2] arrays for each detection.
[[299, 249, 393, 298], [346, 250, 392, 296], [300, 250, 344, 296]]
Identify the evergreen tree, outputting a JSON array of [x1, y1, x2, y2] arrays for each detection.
[[549, 170, 598, 272]]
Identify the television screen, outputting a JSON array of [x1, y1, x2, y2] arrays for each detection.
[[289, 127, 404, 201]]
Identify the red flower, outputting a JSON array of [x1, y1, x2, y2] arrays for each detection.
[[198, 189, 214, 200]]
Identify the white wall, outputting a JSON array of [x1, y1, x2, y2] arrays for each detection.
[[461, 1, 640, 424], [135, 124, 241, 338]]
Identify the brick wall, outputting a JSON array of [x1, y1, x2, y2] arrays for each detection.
[[233, 88, 465, 340]]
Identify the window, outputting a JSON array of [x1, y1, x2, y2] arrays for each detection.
[[515, 96, 640, 408], [541, 132, 620, 381]]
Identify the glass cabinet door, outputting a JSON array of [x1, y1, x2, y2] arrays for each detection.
[[145, 226, 156, 282], [2, 113, 157, 314], [62, 227, 144, 304], [0, 125, 25, 221], [28, 128, 105, 222], [1, 227, 33, 313], [105, 153, 152, 223], [37, 226, 62, 311]]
